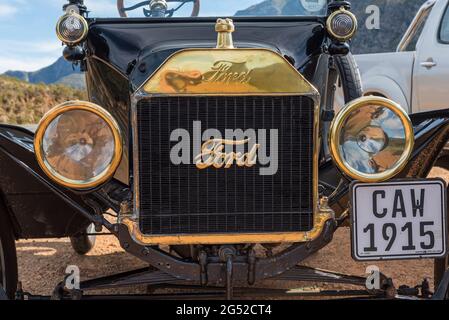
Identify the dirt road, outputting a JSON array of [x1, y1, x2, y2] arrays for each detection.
[[16, 167, 448, 297]]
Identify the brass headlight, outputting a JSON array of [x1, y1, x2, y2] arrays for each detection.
[[329, 96, 414, 182], [56, 10, 88, 46], [34, 101, 123, 189], [326, 7, 358, 41]]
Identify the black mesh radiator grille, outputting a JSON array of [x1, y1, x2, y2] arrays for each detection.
[[136, 96, 315, 235]]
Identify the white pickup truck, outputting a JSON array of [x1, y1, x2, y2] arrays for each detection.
[[354, 0, 449, 113]]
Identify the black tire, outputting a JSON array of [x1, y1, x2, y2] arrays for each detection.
[[324, 53, 362, 157], [434, 187, 449, 291], [334, 53, 363, 103], [70, 224, 96, 255], [0, 204, 18, 299], [434, 256, 448, 292]]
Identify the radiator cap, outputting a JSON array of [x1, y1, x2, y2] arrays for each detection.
[[216, 18, 235, 49]]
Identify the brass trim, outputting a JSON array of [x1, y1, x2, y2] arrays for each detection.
[[141, 48, 319, 96], [123, 21, 331, 245], [56, 10, 89, 46], [125, 91, 329, 245], [215, 18, 235, 49], [120, 208, 332, 245], [34, 101, 123, 189], [195, 138, 260, 169], [326, 7, 358, 42], [328, 96, 415, 183]]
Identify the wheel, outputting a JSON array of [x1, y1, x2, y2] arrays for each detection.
[[324, 53, 362, 157], [335, 53, 363, 103], [322, 53, 363, 216], [434, 149, 449, 171], [70, 224, 96, 255], [434, 186, 449, 291], [434, 256, 449, 291], [0, 204, 18, 299], [333, 53, 363, 110]]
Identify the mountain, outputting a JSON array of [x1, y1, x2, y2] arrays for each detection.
[[3, 57, 86, 89], [2, 1, 426, 89], [56, 73, 87, 89], [350, 0, 425, 54], [0, 75, 86, 124], [236, 0, 426, 54]]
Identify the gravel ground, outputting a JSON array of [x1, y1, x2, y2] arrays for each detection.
[[15, 167, 449, 298]]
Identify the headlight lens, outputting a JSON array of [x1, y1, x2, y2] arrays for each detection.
[[34, 101, 123, 189], [56, 10, 88, 46], [326, 8, 358, 41], [329, 97, 414, 182]]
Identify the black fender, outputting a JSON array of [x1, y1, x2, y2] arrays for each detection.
[[323, 108, 449, 215], [0, 124, 95, 239], [4, 106, 449, 238], [403, 110, 449, 178]]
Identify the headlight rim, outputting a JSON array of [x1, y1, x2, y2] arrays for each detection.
[[56, 10, 89, 46], [329, 96, 414, 183], [34, 101, 123, 190], [326, 7, 358, 42]]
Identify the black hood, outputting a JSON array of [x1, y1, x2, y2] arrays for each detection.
[[86, 17, 327, 90]]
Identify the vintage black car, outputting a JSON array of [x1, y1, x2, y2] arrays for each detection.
[[0, 0, 448, 300]]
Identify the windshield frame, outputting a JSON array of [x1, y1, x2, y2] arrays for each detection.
[[87, 15, 328, 25], [397, 0, 436, 52], [88, 0, 331, 20]]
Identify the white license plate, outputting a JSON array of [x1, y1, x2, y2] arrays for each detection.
[[351, 179, 448, 261]]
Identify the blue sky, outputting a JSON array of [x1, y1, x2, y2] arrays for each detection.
[[0, 0, 264, 73]]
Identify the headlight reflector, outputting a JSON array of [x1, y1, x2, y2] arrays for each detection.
[[56, 10, 88, 46], [34, 101, 122, 189], [326, 8, 358, 41], [329, 97, 414, 182]]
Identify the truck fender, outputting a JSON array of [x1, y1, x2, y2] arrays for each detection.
[[361, 75, 410, 113]]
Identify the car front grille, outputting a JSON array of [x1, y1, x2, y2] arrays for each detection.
[[136, 96, 315, 235]]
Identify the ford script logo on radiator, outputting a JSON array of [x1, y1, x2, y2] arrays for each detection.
[[170, 121, 278, 175], [195, 138, 259, 170]]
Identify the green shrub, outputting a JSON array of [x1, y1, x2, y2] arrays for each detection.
[[0, 75, 87, 124]]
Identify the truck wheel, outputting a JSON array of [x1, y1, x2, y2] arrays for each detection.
[[70, 224, 96, 255], [0, 206, 18, 299]]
